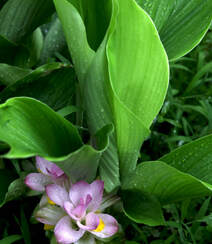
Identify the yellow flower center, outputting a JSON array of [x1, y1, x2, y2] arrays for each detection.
[[93, 218, 105, 232], [44, 224, 54, 230], [47, 196, 55, 205]]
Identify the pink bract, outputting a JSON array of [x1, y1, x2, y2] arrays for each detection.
[[25, 156, 67, 192]]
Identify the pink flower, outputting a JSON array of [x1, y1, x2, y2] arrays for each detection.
[[43, 180, 118, 243], [25, 156, 67, 192]]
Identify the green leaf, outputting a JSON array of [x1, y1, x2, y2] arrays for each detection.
[[0, 62, 63, 88], [57, 105, 80, 118], [0, 64, 76, 111], [54, 0, 169, 191], [0, 0, 54, 44], [72, 0, 112, 51], [106, 0, 169, 175], [84, 0, 168, 189], [122, 161, 212, 226], [82, 35, 121, 191], [0, 97, 112, 182], [0, 176, 28, 208], [53, 0, 117, 191], [184, 61, 212, 93], [0, 64, 32, 86], [54, 0, 95, 82], [0, 235, 23, 244], [58, 124, 113, 183], [196, 197, 211, 220], [136, 0, 212, 60], [13, 28, 44, 68], [40, 17, 67, 64], [160, 134, 212, 185], [122, 189, 165, 226], [191, 197, 211, 234], [0, 0, 54, 64], [27, 27, 44, 67], [0, 97, 82, 159]]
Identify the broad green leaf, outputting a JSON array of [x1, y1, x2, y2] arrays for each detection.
[[84, 0, 112, 51], [57, 124, 113, 183], [54, 0, 117, 191], [122, 161, 212, 226], [54, 0, 95, 82], [160, 134, 212, 185], [84, 0, 168, 187], [83, 38, 121, 192], [0, 62, 62, 88], [54, 0, 169, 191], [69, 0, 112, 51], [13, 28, 44, 68], [40, 17, 67, 64], [106, 0, 169, 175], [136, 0, 212, 60], [0, 169, 16, 205], [0, 97, 82, 158], [57, 105, 80, 118], [0, 0, 54, 44], [122, 189, 165, 226], [0, 64, 76, 111], [0, 235, 23, 244], [27, 28, 44, 67], [0, 0, 54, 63], [0, 64, 32, 86], [0, 97, 112, 182]]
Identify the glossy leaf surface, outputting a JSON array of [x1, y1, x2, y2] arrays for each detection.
[[0, 64, 32, 86], [0, 97, 82, 158], [0, 0, 54, 44], [0, 64, 76, 111], [40, 18, 67, 63], [160, 134, 212, 185], [0, 97, 112, 182], [54, 0, 169, 191], [136, 0, 212, 60], [122, 161, 212, 226]]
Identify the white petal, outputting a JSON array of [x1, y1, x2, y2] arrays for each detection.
[[55, 216, 85, 244]]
